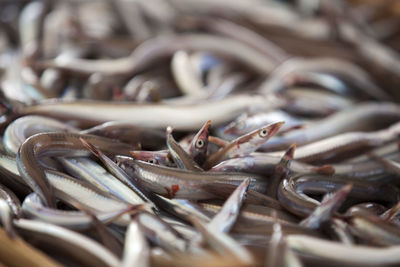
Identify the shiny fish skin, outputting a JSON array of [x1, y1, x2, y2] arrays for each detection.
[[262, 102, 400, 151], [3, 115, 79, 155], [300, 184, 353, 229], [171, 50, 205, 97], [0, 154, 130, 214], [81, 121, 166, 150], [208, 179, 249, 233], [189, 215, 254, 265], [211, 146, 400, 178], [200, 202, 298, 225], [287, 235, 400, 265], [166, 127, 202, 171], [22, 193, 132, 230], [122, 220, 150, 267], [17, 132, 136, 208], [189, 120, 211, 166], [118, 159, 268, 199], [2, 1, 400, 266], [348, 212, 400, 246], [0, 154, 31, 196], [59, 157, 144, 205], [80, 138, 210, 221], [18, 94, 283, 130], [278, 174, 399, 217], [205, 121, 284, 168], [264, 121, 400, 162], [0, 184, 22, 218], [45, 170, 129, 213], [39, 33, 278, 75], [137, 213, 188, 253], [14, 219, 121, 267], [128, 151, 173, 167], [258, 57, 390, 100], [0, 199, 15, 238], [224, 110, 304, 136]]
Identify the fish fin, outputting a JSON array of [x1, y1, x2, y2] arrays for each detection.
[[280, 143, 296, 164], [300, 184, 353, 229], [268, 144, 296, 198], [381, 201, 400, 221], [80, 137, 103, 158]]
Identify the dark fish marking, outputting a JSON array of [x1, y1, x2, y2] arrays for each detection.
[[164, 184, 180, 199], [313, 165, 335, 175]]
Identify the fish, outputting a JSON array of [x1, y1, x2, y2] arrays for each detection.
[[15, 219, 121, 267], [166, 126, 202, 171], [205, 121, 284, 168], [16, 132, 137, 208], [118, 158, 268, 199]]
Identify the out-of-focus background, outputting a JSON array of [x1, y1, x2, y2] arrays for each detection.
[[1, 0, 400, 103]]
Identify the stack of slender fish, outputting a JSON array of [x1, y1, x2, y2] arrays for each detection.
[[1, 0, 400, 266]]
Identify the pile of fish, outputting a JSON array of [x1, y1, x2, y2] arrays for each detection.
[[1, 0, 400, 266]]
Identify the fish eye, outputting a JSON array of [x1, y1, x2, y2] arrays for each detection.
[[259, 128, 268, 137], [196, 139, 205, 148], [148, 159, 157, 164]]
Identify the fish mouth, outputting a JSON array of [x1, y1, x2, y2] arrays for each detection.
[[199, 120, 212, 136]]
